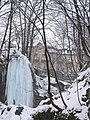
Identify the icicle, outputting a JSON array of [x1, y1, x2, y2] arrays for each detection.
[[5, 50, 33, 107]]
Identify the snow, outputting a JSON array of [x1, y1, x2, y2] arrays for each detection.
[[40, 68, 90, 120], [5, 50, 33, 107], [0, 103, 53, 120], [35, 76, 70, 97], [1, 56, 90, 120], [48, 77, 70, 86], [35, 75, 59, 97]]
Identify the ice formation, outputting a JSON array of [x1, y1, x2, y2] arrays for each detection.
[[5, 50, 33, 107]]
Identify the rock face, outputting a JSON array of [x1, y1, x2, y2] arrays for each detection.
[[86, 88, 90, 105], [34, 111, 78, 120], [88, 107, 90, 119], [31, 69, 42, 107], [86, 88, 90, 119], [0, 102, 79, 120], [34, 108, 55, 120], [0, 63, 3, 102], [15, 107, 24, 115], [0, 60, 6, 103]]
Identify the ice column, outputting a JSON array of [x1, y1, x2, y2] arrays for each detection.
[[5, 52, 33, 107]]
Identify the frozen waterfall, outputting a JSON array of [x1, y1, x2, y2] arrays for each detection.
[[5, 50, 33, 107]]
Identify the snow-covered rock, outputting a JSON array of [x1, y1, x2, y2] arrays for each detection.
[[1, 65, 90, 120], [0, 102, 53, 120], [40, 68, 90, 120], [35, 75, 70, 97]]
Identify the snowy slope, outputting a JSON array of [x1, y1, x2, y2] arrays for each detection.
[[35, 75, 59, 97], [40, 68, 90, 120], [35, 75, 70, 97], [0, 67, 90, 120], [0, 103, 53, 120]]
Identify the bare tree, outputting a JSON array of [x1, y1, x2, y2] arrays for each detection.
[[50, 0, 90, 71], [42, 0, 67, 109]]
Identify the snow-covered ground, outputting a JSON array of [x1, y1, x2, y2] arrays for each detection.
[[35, 75, 70, 97], [40, 68, 90, 120], [0, 102, 54, 120], [0, 65, 90, 120]]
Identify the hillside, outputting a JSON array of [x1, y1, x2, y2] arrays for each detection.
[[0, 67, 90, 120]]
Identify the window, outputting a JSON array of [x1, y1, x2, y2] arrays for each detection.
[[34, 54, 38, 60], [41, 54, 46, 60], [66, 56, 72, 63]]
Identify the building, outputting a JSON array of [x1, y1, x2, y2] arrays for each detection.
[[31, 42, 46, 71], [31, 42, 78, 81]]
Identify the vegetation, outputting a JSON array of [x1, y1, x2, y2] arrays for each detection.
[[0, 0, 90, 119]]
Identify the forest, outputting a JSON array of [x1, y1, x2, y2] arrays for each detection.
[[0, 0, 90, 120]]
